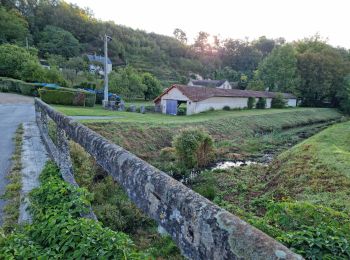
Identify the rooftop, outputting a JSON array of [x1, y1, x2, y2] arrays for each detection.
[[155, 85, 296, 102], [190, 79, 227, 88]]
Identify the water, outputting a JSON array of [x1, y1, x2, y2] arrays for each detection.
[[212, 160, 259, 170]]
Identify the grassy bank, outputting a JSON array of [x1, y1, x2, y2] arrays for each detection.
[[83, 108, 343, 168], [192, 121, 350, 258], [1, 125, 23, 233]]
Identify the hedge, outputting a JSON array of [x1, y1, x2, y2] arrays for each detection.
[[0, 77, 38, 96], [39, 87, 96, 107]]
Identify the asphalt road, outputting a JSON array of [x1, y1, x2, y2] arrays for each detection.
[[0, 93, 34, 225]]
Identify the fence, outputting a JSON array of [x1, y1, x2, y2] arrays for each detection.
[[34, 98, 302, 260]]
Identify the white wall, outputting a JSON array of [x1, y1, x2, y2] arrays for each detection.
[[286, 99, 297, 107], [188, 97, 248, 115], [160, 88, 189, 114], [217, 81, 232, 89], [266, 98, 272, 108]]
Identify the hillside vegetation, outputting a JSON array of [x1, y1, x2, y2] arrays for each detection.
[[1, 1, 350, 110], [193, 121, 350, 258]]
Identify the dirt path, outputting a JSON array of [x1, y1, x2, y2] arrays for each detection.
[[0, 93, 35, 225]]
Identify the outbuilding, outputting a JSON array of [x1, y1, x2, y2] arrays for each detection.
[[154, 84, 297, 115]]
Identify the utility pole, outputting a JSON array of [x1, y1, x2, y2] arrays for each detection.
[[103, 34, 112, 108]]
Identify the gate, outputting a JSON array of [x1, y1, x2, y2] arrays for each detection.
[[166, 99, 177, 115]]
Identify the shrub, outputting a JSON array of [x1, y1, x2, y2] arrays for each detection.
[[256, 97, 267, 109], [271, 93, 287, 108], [0, 162, 141, 259], [247, 97, 256, 109], [172, 128, 215, 169], [209, 107, 215, 111], [39, 87, 96, 107], [177, 107, 187, 115], [0, 77, 38, 96], [223, 106, 230, 111]]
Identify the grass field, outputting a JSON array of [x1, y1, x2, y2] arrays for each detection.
[[192, 120, 350, 258], [54, 105, 340, 124]]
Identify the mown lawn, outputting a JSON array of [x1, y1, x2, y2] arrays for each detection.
[[53, 105, 338, 124]]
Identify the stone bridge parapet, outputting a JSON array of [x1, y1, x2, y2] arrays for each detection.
[[34, 98, 302, 260]]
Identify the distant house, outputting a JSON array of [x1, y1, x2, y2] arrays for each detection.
[[188, 79, 232, 89], [86, 54, 112, 75], [154, 84, 297, 115]]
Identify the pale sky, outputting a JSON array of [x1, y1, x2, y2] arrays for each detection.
[[67, 0, 350, 48]]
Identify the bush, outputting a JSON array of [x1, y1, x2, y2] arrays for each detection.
[[271, 93, 287, 108], [223, 106, 230, 111], [256, 97, 267, 109], [0, 77, 38, 96], [177, 107, 187, 115], [172, 128, 215, 169], [209, 107, 215, 111], [0, 162, 141, 259], [39, 87, 96, 107], [247, 97, 256, 109]]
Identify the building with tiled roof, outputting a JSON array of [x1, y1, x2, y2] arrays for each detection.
[[154, 85, 297, 115]]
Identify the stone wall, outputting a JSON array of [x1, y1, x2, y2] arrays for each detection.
[[34, 98, 302, 260]]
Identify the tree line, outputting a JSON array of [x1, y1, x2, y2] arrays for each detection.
[[0, 0, 349, 111]]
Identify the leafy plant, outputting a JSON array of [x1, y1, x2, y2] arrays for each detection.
[[173, 128, 214, 169], [247, 97, 256, 109], [271, 93, 287, 108], [256, 97, 267, 109]]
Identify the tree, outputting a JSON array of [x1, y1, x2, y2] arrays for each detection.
[[193, 31, 209, 52], [296, 39, 349, 106], [142, 73, 162, 100], [255, 44, 300, 94], [252, 36, 277, 57], [0, 44, 38, 79], [271, 93, 287, 108], [38, 25, 81, 58], [173, 28, 187, 44], [109, 66, 146, 99], [0, 7, 29, 44]]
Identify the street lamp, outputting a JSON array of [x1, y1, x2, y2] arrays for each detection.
[[103, 34, 112, 108]]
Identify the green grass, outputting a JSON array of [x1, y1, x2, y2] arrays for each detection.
[[191, 121, 350, 258], [1, 124, 23, 233], [54, 106, 340, 124]]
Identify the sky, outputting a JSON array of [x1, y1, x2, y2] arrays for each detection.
[[66, 0, 350, 48]]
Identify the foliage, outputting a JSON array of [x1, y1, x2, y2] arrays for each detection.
[[0, 162, 142, 258], [0, 44, 38, 79], [337, 75, 350, 114], [142, 72, 162, 100], [254, 44, 300, 94], [271, 93, 286, 108], [296, 38, 350, 107], [109, 66, 146, 99], [223, 106, 230, 111], [0, 7, 29, 44], [173, 128, 214, 169], [0, 77, 38, 96], [177, 107, 187, 115], [39, 87, 96, 107], [1, 125, 23, 233], [38, 25, 81, 58], [247, 97, 256, 109], [256, 97, 266, 109]]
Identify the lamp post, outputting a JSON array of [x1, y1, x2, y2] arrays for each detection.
[[103, 34, 112, 108]]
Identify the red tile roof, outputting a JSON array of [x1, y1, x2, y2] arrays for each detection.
[[154, 85, 296, 103]]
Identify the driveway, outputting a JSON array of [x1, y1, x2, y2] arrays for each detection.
[[0, 93, 35, 225]]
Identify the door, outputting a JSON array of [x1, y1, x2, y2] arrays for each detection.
[[166, 100, 178, 115]]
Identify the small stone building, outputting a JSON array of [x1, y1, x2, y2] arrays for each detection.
[[154, 84, 297, 115]]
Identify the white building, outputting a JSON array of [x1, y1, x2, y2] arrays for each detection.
[[86, 54, 112, 76], [154, 85, 297, 115], [188, 79, 232, 89]]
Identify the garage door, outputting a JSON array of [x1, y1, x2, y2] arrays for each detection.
[[166, 100, 177, 115]]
